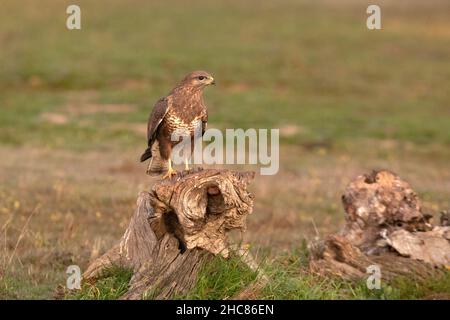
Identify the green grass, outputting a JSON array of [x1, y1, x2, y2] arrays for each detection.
[[61, 247, 450, 300], [66, 266, 133, 300], [1, 0, 449, 152], [180, 255, 259, 300], [350, 274, 450, 300], [260, 247, 450, 300], [0, 272, 64, 300]]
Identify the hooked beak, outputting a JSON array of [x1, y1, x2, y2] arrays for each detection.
[[208, 76, 215, 85]]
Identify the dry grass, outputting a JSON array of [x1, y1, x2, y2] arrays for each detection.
[[1, 142, 449, 298]]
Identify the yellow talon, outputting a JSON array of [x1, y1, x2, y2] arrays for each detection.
[[162, 168, 177, 179], [162, 159, 177, 179]]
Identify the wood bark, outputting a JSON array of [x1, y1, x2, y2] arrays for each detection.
[[83, 168, 255, 299], [310, 170, 450, 282]]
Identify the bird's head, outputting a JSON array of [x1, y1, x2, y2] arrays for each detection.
[[180, 71, 215, 89]]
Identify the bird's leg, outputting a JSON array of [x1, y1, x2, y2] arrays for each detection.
[[162, 158, 177, 179], [184, 157, 190, 171]]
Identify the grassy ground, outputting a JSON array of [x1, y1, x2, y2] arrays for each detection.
[[1, 0, 449, 299], [66, 253, 450, 300]]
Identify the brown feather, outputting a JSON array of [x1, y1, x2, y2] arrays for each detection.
[[140, 71, 213, 175]]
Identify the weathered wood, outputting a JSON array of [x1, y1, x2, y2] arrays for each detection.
[[310, 235, 446, 282], [311, 170, 450, 282], [123, 238, 211, 300], [82, 192, 159, 280], [385, 228, 450, 266], [149, 168, 255, 256], [83, 168, 255, 299]]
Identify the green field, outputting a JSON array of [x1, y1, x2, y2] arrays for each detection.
[[1, 0, 449, 299]]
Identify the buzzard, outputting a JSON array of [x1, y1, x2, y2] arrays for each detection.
[[140, 71, 215, 178]]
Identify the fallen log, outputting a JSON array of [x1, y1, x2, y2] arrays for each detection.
[[83, 168, 255, 299], [310, 170, 450, 282]]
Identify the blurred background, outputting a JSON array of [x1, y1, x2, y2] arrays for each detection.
[[0, 0, 449, 298]]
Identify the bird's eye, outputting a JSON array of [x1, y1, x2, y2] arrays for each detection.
[[198, 76, 206, 80]]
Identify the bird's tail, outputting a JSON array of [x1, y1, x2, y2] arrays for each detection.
[[140, 147, 152, 162], [142, 141, 168, 176]]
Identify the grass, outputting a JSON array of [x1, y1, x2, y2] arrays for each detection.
[[350, 274, 450, 300], [64, 248, 450, 300], [66, 266, 133, 300], [1, 1, 450, 151], [1, 274, 60, 300], [260, 247, 450, 300], [0, 0, 449, 299], [181, 255, 259, 300]]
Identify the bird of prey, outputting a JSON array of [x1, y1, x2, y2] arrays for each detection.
[[140, 71, 215, 178]]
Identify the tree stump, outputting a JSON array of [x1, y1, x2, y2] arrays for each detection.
[[83, 168, 255, 299], [310, 170, 450, 282]]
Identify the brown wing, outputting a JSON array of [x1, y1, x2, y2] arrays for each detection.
[[147, 97, 170, 145], [140, 97, 170, 162]]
